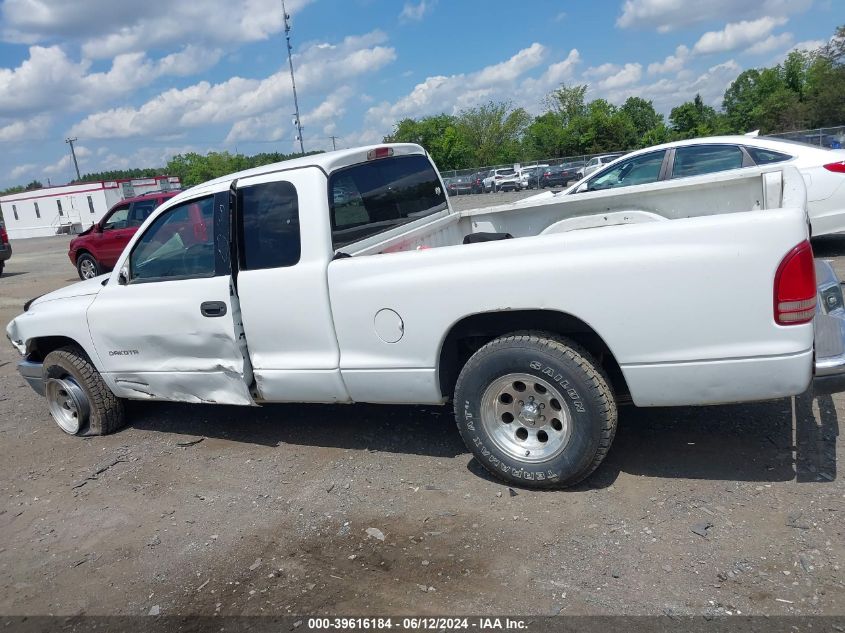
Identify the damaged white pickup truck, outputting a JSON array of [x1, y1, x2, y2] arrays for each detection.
[[7, 144, 845, 488]]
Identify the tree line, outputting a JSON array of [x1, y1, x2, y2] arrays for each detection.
[[1, 24, 842, 201]]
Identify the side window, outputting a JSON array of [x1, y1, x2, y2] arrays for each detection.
[[103, 204, 130, 230], [672, 145, 744, 179], [238, 180, 300, 270], [129, 197, 214, 282], [746, 147, 792, 165], [128, 200, 159, 227], [587, 151, 665, 191]]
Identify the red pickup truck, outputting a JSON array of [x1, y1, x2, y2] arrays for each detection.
[[68, 192, 177, 279]]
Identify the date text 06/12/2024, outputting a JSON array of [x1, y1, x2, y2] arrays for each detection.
[[306, 618, 528, 630]]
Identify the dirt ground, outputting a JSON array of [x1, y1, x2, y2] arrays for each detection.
[[0, 190, 843, 617]]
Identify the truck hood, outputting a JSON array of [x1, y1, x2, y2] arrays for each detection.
[[30, 274, 108, 308]]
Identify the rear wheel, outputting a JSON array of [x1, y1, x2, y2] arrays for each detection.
[[76, 253, 100, 280], [0, 261, 4, 276], [43, 346, 125, 436], [454, 332, 617, 489]]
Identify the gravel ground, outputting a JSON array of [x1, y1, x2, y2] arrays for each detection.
[[0, 195, 842, 617]]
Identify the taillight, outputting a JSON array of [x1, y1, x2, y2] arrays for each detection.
[[823, 161, 845, 173], [0, 226, 7, 244], [774, 240, 816, 325], [367, 147, 394, 160]]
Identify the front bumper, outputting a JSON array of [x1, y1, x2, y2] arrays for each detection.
[[17, 359, 45, 396]]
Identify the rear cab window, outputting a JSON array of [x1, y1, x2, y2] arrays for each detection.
[[329, 154, 448, 248]]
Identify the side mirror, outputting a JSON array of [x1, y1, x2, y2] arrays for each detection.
[[118, 264, 129, 286], [95, 223, 104, 233]]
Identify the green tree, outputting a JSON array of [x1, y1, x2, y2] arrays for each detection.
[[620, 97, 663, 138], [543, 83, 588, 126], [670, 94, 727, 138], [385, 114, 472, 170], [455, 101, 532, 166]]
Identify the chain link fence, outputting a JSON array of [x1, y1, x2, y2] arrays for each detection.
[[764, 125, 845, 148]]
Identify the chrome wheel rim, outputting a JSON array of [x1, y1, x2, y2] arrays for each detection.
[[480, 373, 573, 464], [79, 259, 96, 279], [45, 377, 89, 435]]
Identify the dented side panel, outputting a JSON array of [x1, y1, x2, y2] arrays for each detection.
[[87, 274, 254, 405]]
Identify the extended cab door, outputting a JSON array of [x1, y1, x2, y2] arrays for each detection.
[[86, 192, 254, 405], [231, 167, 348, 403]]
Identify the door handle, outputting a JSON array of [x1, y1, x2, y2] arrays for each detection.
[[200, 301, 227, 318]]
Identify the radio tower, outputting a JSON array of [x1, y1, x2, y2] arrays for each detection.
[[282, 0, 305, 154]]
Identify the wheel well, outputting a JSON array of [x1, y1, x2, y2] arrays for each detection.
[[438, 310, 630, 403], [27, 336, 81, 362]]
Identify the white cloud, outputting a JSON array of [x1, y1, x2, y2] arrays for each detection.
[[0, 44, 224, 119], [0, 115, 50, 142], [584, 63, 621, 80], [692, 16, 787, 55], [2, 0, 314, 59], [399, 1, 434, 22], [617, 0, 812, 32], [745, 32, 794, 55], [69, 32, 396, 139], [9, 163, 36, 179], [365, 44, 555, 130], [555, 12, 567, 22], [647, 45, 689, 75], [597, 63, 643, 89], [594, 60, 742, 114], [789, 39, 827, 53]]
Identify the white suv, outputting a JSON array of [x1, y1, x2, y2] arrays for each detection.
[[578, 153, 625, 179], [482, 168, 520, 192]]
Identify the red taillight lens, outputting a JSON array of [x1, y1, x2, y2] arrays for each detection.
[[367, 147, 394, 160], [774, 240, 816, 325], [823, 161, 845, 173], [0, 227, 7, 244]]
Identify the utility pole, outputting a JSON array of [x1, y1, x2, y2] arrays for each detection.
[[329, 135, 341, 151], [281, 0, 304, 155], [65, 137, 81, 181]]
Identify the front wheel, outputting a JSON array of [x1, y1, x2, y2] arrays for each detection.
[[43, 346, 126, 436], [76, 253, 101, 280], [454, 332, 617, 489]]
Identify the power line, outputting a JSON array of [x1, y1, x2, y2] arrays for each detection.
[[65, 137, 81, 180], [281, 0, 304, 155], [329, 135, 341, 150]]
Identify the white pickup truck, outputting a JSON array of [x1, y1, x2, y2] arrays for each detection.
[[7, 144, 845, 488]]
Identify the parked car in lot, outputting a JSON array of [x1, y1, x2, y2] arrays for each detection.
[[483, 168, 520, 192], [578, 153, 625, 179], [540, 164, 582, 188], [8, 143, 845, 490], [0, 222, 11, 275], [469, 172, 486, 194], [519, 165, 548, 189], [68, 191, 178, 279], [445, 176, 473, 196], [567, 135, 845, 236]]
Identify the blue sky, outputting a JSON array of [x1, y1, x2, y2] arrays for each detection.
[[0, 0, 839, 188]]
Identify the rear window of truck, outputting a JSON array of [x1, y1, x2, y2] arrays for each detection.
[[329, 154, 448, 248]]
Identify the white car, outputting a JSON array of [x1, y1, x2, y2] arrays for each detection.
[[567, 135, 845, 236], [482, 168, 521, 193], [7, 143, 845, 489], [578, 153, 625, 179]]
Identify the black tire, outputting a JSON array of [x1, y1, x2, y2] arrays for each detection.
[[0, 261, 4, 276], [454, 332, 617, 489], [43, 346, 126, 436], [76, 253, 100, 280]]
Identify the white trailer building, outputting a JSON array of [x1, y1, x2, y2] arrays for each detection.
[[0, 176, 181, 239]]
